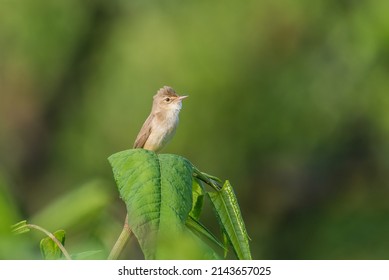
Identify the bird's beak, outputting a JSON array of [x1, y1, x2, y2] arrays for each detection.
[[178, 95, 188, 100]]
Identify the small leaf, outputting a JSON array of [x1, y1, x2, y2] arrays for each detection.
[[40, 230, 66, 260], [208, 180, 252, 260], [190, 178, 205, 220], [11, 220, 30, 234]]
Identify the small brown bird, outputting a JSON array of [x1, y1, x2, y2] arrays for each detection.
[[133, 86, 188, 152]]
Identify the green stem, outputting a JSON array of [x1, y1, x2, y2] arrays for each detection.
[[193, 167, 222, 191], [108, 213, 132, 260]]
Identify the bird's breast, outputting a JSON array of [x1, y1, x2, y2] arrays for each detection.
[[143, 111, 179, 152]]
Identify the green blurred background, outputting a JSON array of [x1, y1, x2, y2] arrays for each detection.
[[1, 0, 389, 259]]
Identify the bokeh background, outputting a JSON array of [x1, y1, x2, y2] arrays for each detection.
[[1, 0, 389, 259]]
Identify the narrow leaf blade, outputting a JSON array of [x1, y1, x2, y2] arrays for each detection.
[[186, 215, 225, 250], [208, 180, 252, 260]]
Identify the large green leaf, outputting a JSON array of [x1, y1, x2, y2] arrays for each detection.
[[108, 149, 194, 259], [208, 180, 252, 260]]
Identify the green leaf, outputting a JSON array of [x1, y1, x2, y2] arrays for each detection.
[[222, 232, 229, 258], [190, 178, 205, 220], [40, 230, 66, 260], [208, 180, 252, 260], [108, 149, 194, 259], [186, 215, 225, 250], [11, 220, 30, 235]]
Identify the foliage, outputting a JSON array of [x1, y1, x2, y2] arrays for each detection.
[[108, 149, 251, 259], [208, 181, 252, 260], [12, 221, 70, 260], [40, 230, 66, 260], [10, 150, 251, 259]]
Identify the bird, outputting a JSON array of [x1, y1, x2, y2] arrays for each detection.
[[133, 86, 188, 152]]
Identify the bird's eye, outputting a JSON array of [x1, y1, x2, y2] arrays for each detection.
[[164, 97, 171, 103]]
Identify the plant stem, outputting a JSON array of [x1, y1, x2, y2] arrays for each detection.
[[27, 224, 71, 260], [108, 213, 132, 260], [193, 167, 222, 191]]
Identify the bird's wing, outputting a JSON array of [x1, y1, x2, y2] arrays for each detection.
[[133, 114, 153, 148]]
